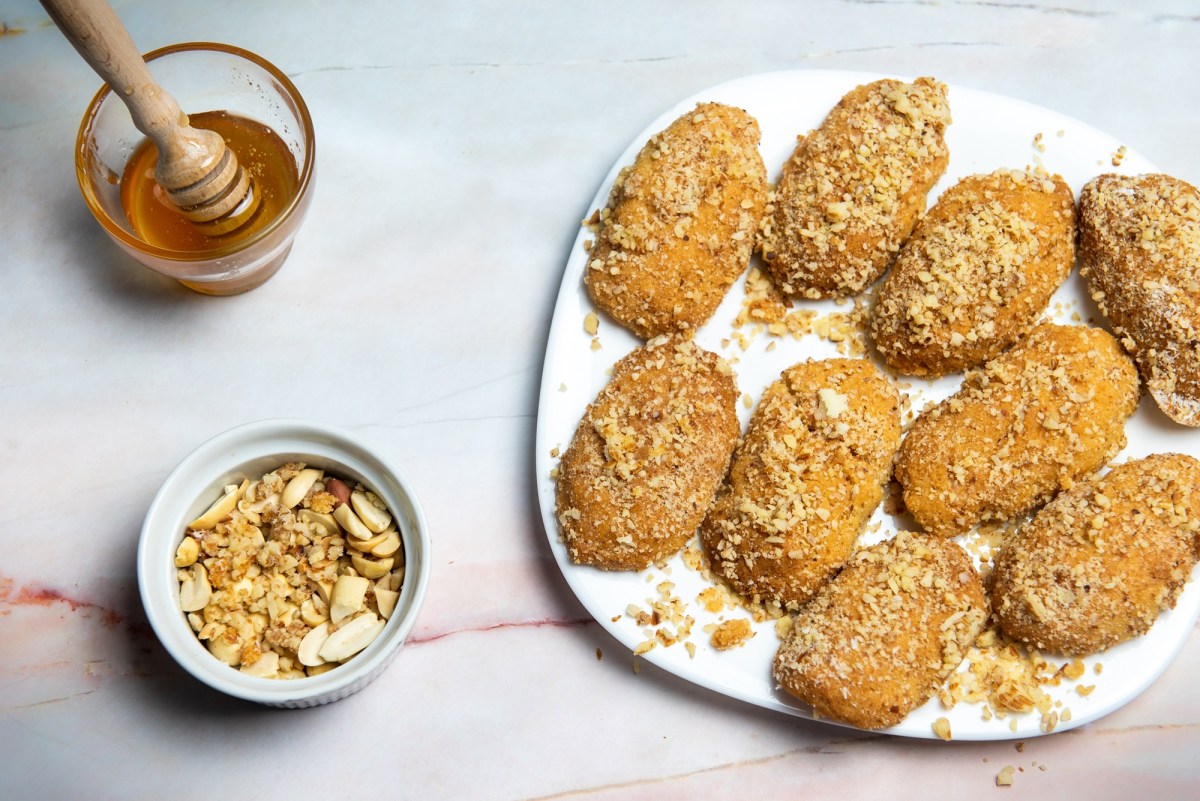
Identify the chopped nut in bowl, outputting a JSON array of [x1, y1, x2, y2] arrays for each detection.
[[138, 419, 430, 707]]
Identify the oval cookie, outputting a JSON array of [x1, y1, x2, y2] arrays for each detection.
[[700, 358, 900, 610], [1079, 172, 1200, 426], [871, 169, 1076, 376], [585, 102, 768, 339], [894, 323, 1139, 538], [761, 77, 951, 299], [773, 531, 986, 730], [555, 335, 739, 570], [992, 453, 1200, 655]]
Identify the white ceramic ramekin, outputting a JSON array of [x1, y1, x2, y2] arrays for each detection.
[[138, 419, 430, 707]]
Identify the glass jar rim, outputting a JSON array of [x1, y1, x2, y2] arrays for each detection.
[[75, 41, 316, 262]]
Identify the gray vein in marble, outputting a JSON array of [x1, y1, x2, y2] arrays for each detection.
[[804, 40, 1039, 57], [953, 1, 1113, 17], [841, 0, 1198, 22], [521, 735, 880, 800], [838, 0, 1110, 18], [1094, 721, 1200, 734], [7, 690, 97, 710], [286, 56, 684, 80]]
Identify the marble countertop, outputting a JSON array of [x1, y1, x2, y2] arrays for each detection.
[[2, 1, 1198, 798]]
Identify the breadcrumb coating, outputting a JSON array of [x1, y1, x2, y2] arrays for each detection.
[[700, 358, 900, 610], [761, 77, 951, 299], [773, 531, 986, 730], [992, 453, 1200, 655], [1079, 172, 1200, 426], [894, 323, 1139, 538], [872, 169, 1076, 376], [555, 335, 739, 570], [586, 102, 768, 339]]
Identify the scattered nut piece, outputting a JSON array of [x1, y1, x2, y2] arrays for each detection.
[[240, 650, 280, 678], [319, 612, 385, 662], [375, 588, 399, 620], [281, 468, 323, 509], [351, 490, 393, 534], [370, 529, 402, 558], [345, 528, 389, 553], [187, 479, 248, 530], [297, 508, 339, 537], [334, 504, 374, 540], [174, 536, 199, 568], [178, 563, 212, 612], [298, 622, 331, 667], [300, 596, 329, 627], [710, 618, 754, 650], [329, 575, 369, 623], [932, 717, 952, 741], [350, 554, 394, 580], [325, 477, 352, 506], [310, 578, 334, 605], [208, 632, 243, 666]]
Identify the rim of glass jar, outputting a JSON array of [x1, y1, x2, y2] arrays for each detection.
[[75, 41, 316, 262]]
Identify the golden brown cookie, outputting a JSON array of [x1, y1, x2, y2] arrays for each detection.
[[871, 169, 1076, 377], [992, 453, 1200, 655], [761, 77, 951, 299], [700, 358, 900, 610], [894, 323, 1139, 538], [1079, 173, 1200, 426], [555, 335, 739, 570], [773, 531, 986, 730], [585, 102, 768, 339]]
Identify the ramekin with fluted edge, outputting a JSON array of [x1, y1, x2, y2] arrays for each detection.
[[138, 419, 430, 707]]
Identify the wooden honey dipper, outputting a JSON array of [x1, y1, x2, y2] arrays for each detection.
[[43, 0, 259, 230]]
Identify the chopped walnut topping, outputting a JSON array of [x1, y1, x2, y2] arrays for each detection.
[[761, 77, 951, 299]]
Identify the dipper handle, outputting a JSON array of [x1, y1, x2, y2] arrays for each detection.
[[42, 0, 253, 222], [42, 0, 186, 151]]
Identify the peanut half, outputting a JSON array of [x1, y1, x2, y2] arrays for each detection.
[[178, 563, 212, 612], [318, 612, 385, 663], [329, 575, 369, 623], [281, 468, 323, 509], [351, 490, 392, 534], [174, 536, 200, 567], [188, 479, 249, 530]]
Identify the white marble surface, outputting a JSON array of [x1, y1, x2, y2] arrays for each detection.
[[1, 1, 1198, 798]]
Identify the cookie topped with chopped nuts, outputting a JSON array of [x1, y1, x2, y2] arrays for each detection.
[[761, 77, 951, 299], [700, 358, 900, 611], [991, 453, 1200, 655], [894, 323, 1139, 538], [1079, 172, 1200, 426], [555, 335, 740, 570], [871, 169, 1076, 377], [773, 531, 987, 730], [585, 102, 768, 339]]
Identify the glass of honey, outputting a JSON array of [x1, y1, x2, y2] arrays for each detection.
[[75, 42, 316, 295]]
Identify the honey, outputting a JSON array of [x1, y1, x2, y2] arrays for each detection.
[[119, 110, 299, 251]]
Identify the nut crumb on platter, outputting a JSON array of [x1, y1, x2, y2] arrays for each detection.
[[709, 618, 754, 650]]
